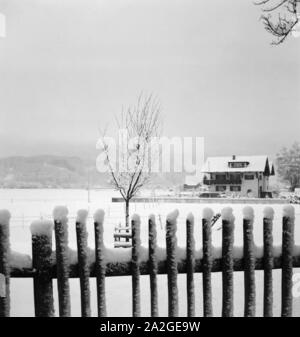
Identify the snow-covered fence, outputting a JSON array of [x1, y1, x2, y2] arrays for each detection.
[[0, 205, 298, 317]]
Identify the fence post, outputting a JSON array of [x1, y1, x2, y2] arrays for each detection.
[[243, 206, 256, 317], [166, 210, 179, 317], [186, 213, 195, 317], [281, 205, 295, 317], [94, 209, 106, 317], [30, 220, 54, 317], [221, 207, 234, 317], [132, 214, 141, 317], [76, 210, 91, 317], [263, 207, 274, 317], [148, 214, 158, 317], [53, 206, 71, 317], [202, 208, 214, 317], [0, 210, 10, 317]]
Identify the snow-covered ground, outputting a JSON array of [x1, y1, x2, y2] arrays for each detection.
[[1, 188, 300, 317]]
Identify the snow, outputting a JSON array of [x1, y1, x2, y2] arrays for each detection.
[[52, 206, 68, 222], [166, 209, 179, 224], [242, 206, 254, 221], [263, 206, 274, 220], [283, 205, 295, 219], [76, 209, 88, 223], [221, 207, 235, 222], [202, 207, 214, 221], [10, 251, 32, 269], [93, 209, 105, 224], [148, 214, 156, 223], [187, 212, 194, 223], [2, 188, 300, 316], [132, 213, 141, 225], [0, 209, 11, 226], [30, 220, 53, 237]]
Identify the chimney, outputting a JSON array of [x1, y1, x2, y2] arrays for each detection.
[[232, 155, 236, 160]]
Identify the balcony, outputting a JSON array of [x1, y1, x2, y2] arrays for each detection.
[[203, 177, 242, 185]]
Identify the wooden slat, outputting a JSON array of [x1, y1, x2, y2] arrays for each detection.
[[31, 227, 54, 317], [10, 254, 300, 279], [94, 210, 107, 317], [76, 214, 91, 317], [131, 215, 141, 317], [0, 211, 10, 317], [263, 208, 274, 317], [281, 207, 295, 317], [148, 215, 158, 317], [202, 210, 213, 317], [186, 213, 195, 317], [243, 208, 256, 317], [166, 210, 179, 317], [222, 209, 234, 317], [54, 219, 71, 317]]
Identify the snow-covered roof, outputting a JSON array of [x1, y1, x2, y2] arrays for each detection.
[[202, 155, 271, 173]]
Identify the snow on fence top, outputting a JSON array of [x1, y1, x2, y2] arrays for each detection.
[[0, 209, 11, 226], [283, 205, 295, 219], [202, 207, 214, 221], [221, 207, 235, 222], [52, 206, 68, 222], [166, 209, 179, 225], [263, 206, 275, 220], [30, 220, 53, 237], [148, 214, 156, 224], [76, 209, 88, 224], [93, 209, 105, 224], [242, 206, 254, 221], [187, 212, 194, 223]]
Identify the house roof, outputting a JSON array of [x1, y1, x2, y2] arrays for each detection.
[[202, 155, 272, 173]]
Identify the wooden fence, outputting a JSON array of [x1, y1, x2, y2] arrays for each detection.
[[0, 205, 299, 317]]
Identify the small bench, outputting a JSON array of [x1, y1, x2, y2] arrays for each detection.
[[114, 226, 132, 248]]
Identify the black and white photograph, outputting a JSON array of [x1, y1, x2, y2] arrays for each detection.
[[0, 0, 300, 324]]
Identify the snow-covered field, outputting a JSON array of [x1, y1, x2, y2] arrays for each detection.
[[1, 188, 300, 317]]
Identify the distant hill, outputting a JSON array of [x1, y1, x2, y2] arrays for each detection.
[[0, 155, 185, 189]]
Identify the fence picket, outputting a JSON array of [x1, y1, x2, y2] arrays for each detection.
[[202, 208, 214, 317], [243, 207, 256, 317], [94, 210, 107, 317], [221, 208, 234, 317], [148, 215, 158, 317], [53, 207, 71, 317], [0, 210, 10, 317], [31, 220, 54, 317], [132, 214, 141, 317], [166, 210, 179, 317], [186, 213, 195, 317], [76, 210, 91, 317], [263, 207, 274, 317], [281, 206, 295, 317]]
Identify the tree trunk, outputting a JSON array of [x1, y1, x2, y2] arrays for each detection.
[[125, 200, 130, 242]]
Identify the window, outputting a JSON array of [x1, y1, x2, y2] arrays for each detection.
[[228, 161, 249, 168], [244, 174, 255, 180], [216, 174, 226, 181], [230, 185, 241, 192], [216, 185, 226, 192]]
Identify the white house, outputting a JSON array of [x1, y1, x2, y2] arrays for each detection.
[[202, 155, 275, 198]]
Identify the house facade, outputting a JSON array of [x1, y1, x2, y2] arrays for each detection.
[[202, 155, 275, 198]]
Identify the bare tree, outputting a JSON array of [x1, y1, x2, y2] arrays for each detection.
[[256, 0, 300, 44], [100, 93, 162, 228]]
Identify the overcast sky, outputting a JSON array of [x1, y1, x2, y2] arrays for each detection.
[[0, 0, 299, 159]]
